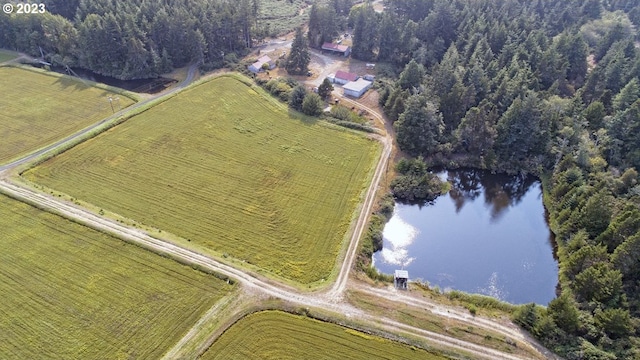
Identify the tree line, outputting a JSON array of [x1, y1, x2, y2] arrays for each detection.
[[348, 0, 640, 358], [0, 0, 260, 79], [307, 0, 352, 48]]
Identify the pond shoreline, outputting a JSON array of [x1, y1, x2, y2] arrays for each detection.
[[374, 167, 560, 305]]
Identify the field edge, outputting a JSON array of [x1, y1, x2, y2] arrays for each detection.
[[14, 72, 385, 290], [199, 307, 456, 360]]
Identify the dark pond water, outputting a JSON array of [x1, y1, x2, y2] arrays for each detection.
[[374, 169, 559, 305], [30, 63, 176, 93]]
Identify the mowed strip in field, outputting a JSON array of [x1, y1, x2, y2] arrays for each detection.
[[0, 194, 233, 359], [25, 75, 380, 284], [0, 67, 135, 164], [201, 311, 449, 360]]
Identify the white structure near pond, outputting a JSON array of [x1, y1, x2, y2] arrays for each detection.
[[394, 270, 409, 290], [343, 78, 373, 98]]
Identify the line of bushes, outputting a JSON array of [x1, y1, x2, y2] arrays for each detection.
[[323, 118, 376, 133], [255, 77, 377, 133]]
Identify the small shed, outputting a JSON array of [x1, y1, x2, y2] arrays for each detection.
[[248, 55, 276, 73], [322, 42, 352, 57], [334, 70, 359, 85], [394, 270, 409, 290], [343, 78, 373, 98], [363, 74, 375, 81]]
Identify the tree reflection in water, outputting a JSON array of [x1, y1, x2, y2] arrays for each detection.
[[446, 169, 537, 222]]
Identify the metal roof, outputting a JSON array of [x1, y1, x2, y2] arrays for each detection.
[[251, 55, 273, 68], [322, 42, 350, 53], [343, 78, 372, 92], [395, 270, 409, 279], [335, 70, 358, 82]]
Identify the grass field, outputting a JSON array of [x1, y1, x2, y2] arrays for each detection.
[[0, 194, 234, 359], [24, 75, 380, 285], [201, 311, 449, 360], [259, 0, 312, 36], [0, 50, 18, 63], [0, 66, 135, 164]]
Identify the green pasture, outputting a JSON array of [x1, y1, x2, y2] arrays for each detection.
[[0, 66, 135, 164], [259, 0, 311, 36], [0, 194, 233, 359], [24, 75, 380, 285], [0, 50, 18, 63], [201, 310, 449, 360]]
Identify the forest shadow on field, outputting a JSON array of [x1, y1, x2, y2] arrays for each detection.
[[53, 75, 92, 92], [287, 108, 318, 126]]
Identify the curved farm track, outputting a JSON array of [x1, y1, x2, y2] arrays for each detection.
[[0, 67, 558, 360]]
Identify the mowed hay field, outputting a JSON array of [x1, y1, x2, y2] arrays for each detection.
[[0, 66, 135, 164], [25, 75, 380, 284], [0, 194, 233, 359], [201, 311, 449, 360]]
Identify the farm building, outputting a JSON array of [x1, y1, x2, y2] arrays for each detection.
[[248, 55, 276, 73], [394, 270, 409, 290], [321, 42, 351, 57], [343, 78, 373, 98], [334, 70, 359, 85]]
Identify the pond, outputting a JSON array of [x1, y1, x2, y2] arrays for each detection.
[[374, 169, 559, 305]]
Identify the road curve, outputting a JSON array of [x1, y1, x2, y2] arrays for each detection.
[[0, 63, 199, 172]]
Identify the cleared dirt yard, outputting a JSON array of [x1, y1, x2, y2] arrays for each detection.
[[0, 66, 135, 164], [0, 194, 233, 359], [201, 310, 449, 360], [24, 75, 380, 285]]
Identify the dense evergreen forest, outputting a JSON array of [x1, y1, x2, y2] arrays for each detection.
[[350, 0, 640, 358], [0, 0, 263, 79], [0, 0, 355, 78]]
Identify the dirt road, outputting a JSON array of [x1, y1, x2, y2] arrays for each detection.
[[0, 119, 551, 360], [326, 129, 391, 299], [308, 49, 345, 87], [0, 63, 556, 359], [0, 180, 546, 360], [0, 63, 198, 171]]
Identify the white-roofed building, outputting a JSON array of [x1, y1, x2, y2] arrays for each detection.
[[343, 78, 372, 98]]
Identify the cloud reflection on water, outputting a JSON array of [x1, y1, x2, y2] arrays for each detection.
[[380, 211, 418, 268]]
